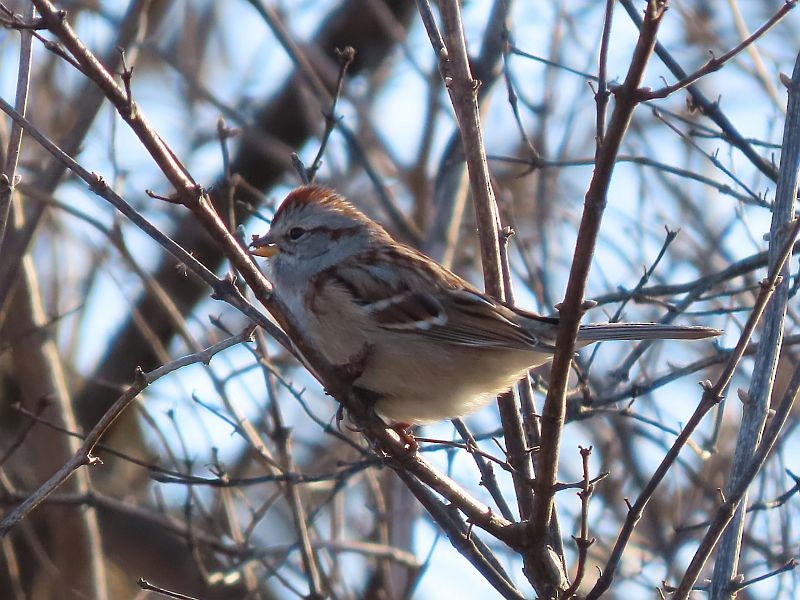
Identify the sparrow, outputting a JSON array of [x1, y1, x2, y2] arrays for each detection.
[[250, 186, 720, 426]]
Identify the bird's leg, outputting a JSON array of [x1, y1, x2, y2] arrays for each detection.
[[334, 404, 346, 431], [329, 344, 371, 432], [345, 391, 418, 453], [329, 344, 419, 452]]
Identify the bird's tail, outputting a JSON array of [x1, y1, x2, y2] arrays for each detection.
[[576, 322, 722, 343]]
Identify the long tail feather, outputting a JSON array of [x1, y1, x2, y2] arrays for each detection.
[[576, 323, 721, 342]]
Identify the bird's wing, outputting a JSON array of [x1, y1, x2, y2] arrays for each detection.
[[328, 244, 557, 352]]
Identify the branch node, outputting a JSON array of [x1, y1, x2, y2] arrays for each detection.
[[736, 388, 749, 405], [211, 275, 238, 302], [117, 47, 137, 119], [88, 172, 107, 194], [145, 189, 181, 204], [86, 454, 103, 467], [134, 366, 147, 386], [335, 45, 356, 64]]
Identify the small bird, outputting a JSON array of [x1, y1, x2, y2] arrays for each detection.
[[250, 185, 720, 426]]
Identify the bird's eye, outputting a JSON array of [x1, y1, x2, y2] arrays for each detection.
[[287, 227, 306, 241]]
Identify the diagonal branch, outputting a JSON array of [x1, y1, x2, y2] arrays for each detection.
[[586, 214, 800, 599], [639, 1, 796, 101], [0, 327, 255, 536], [618, 0, 779, 181], [11, 0, 523, 556]]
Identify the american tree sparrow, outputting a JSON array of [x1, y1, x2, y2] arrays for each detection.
[[251, 186, 720, 426]]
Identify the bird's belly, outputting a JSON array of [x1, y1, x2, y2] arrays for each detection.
[[356, 341, 544, 424], [276, 282, 548, 424]]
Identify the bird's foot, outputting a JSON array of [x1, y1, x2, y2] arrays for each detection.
[[389, 422, 418, 452]]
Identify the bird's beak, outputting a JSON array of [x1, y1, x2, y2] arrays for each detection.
[[249, 233, 279, 258]]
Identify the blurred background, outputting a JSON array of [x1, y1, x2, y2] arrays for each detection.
[[0, 0, 798, 598]]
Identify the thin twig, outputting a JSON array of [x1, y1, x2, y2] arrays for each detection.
[[730, 558, 799, 593], [0, 2, 33, 249], [305, 46, 355, 183], [0, 94, 293, 355], [449, 421, 517, 521], [561, 446, 597, 599], [584, 226, 678, 374], [258, 333, 325, 599], [138, 578, 199, 600], [673, 349, 800, 598], [594, 0, 614, 146], [618, 0, 778, 181], [587, 214, 800, 598], [0, 328, 254, 536], [393, 470, 526, 600], [422, 0, 544, 590], [639, 1, 796, 101]]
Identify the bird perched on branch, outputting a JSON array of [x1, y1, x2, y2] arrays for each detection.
[[251, 185, 720, 427]]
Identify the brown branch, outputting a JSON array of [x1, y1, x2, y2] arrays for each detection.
[[423, 0, 544, 591], [618, 0, 778, 181], [0, 328, 254, 536], [435, 2, 504, 298], [29, 3, 195, 193], [532, 3, 670, 596], [638, 1, 796, 101], [0, 2, 32, 250], [560, 446, 596, 599]]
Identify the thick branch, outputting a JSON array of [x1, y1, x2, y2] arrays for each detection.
[[532, 2, 669, 591]]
